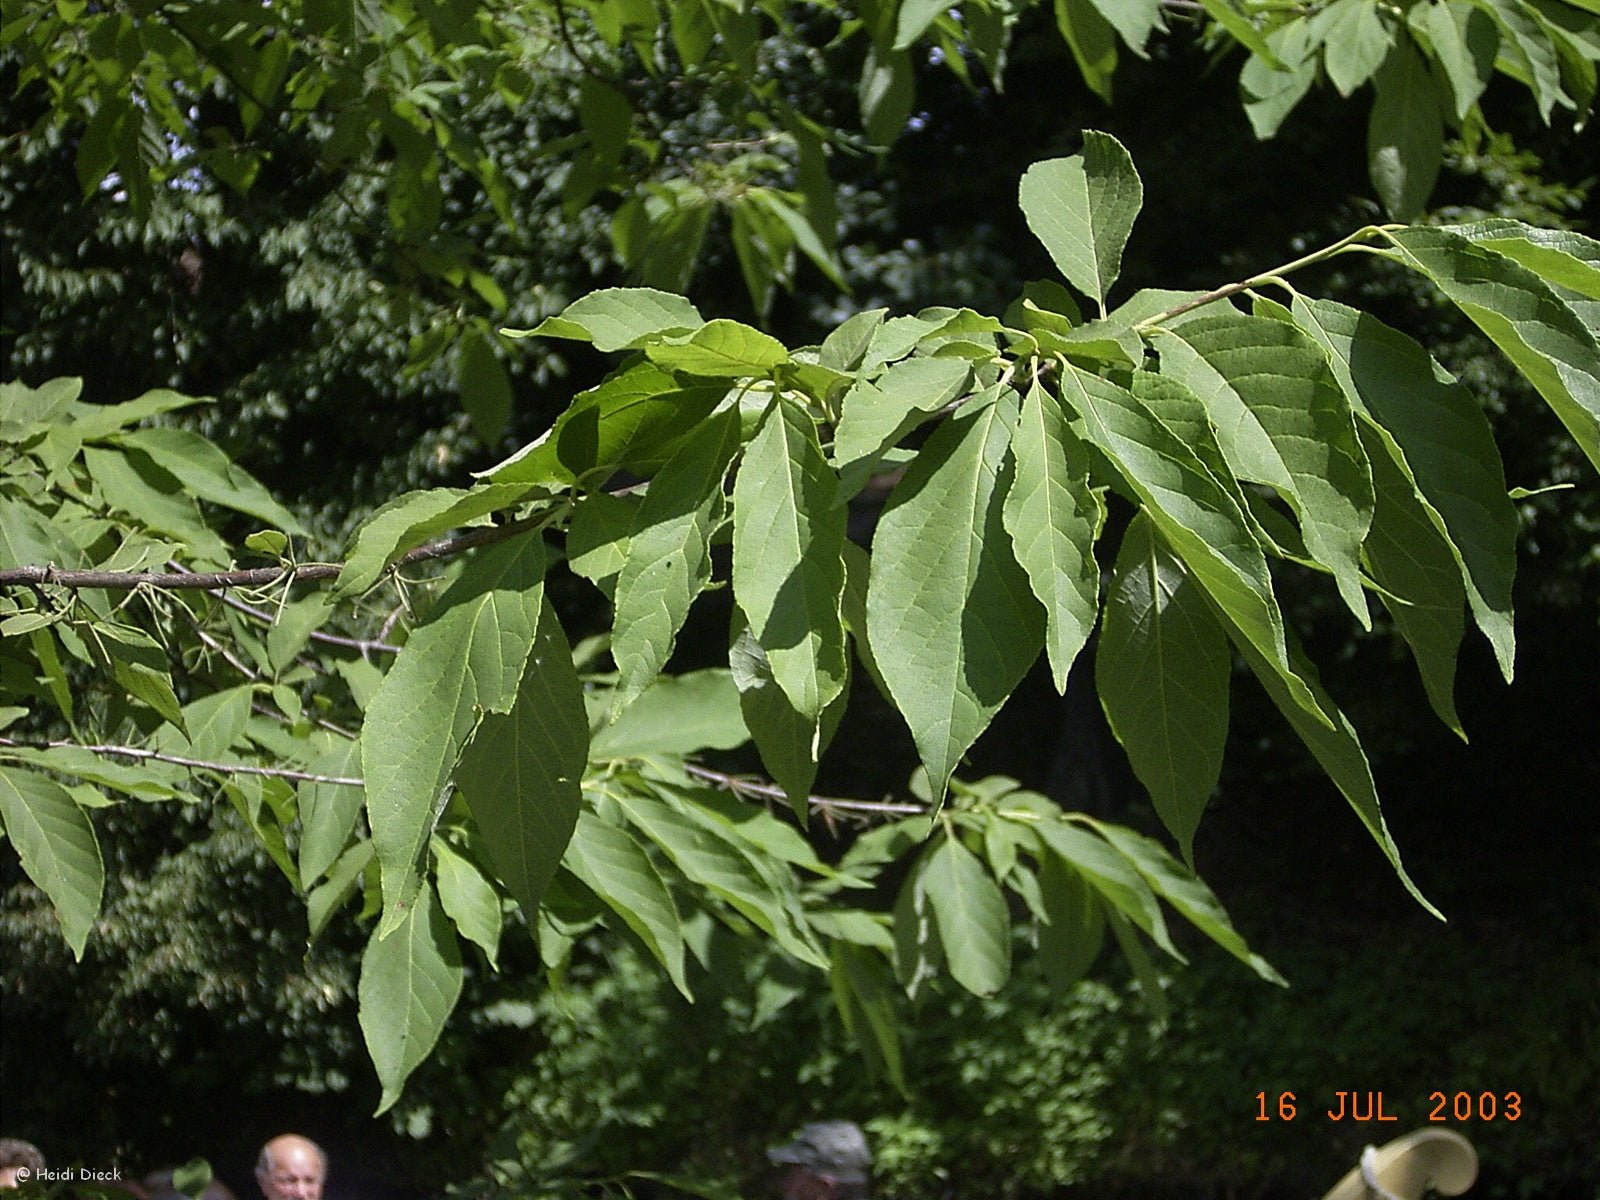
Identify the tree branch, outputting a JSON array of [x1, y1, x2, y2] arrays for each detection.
[[0, 513, 545, 593], [682, 763, 929, 816], [0, 738, 363, 787]]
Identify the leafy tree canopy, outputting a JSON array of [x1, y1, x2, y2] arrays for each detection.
[[2, 0, 1598, 1116]]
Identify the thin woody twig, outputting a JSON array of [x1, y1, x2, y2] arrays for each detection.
[[683, 763, 928, 816], [0, 737, 362, 788], [0, 514, 545, 593]]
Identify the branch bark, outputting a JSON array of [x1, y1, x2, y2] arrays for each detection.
[[0, 513, 544, 593]]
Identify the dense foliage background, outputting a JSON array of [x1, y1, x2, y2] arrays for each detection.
[[2, 2, 1596, 1198]]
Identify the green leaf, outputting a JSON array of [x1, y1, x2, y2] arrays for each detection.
[[611, 409, 741, 717], [1036, 851, 1105, 993], [1054, 0, 1119, 102], [1090, 818, 1284, 983], [646, 319, 790, 377], [1018, 133, 1144, 314], [1411, 0, 1499, 118], [457, 329, 514, 444], [592, 668, 749, 758], [859, 45, 914, 146], [562, 810, 690, 996], [297, 739, 365, 886], [1240, 23, 1319, 138], [175, 684, 252, 760], [833, 357, 973, 477], [432, 838, 503, 969], [729, 612, 848, 817], [511, 287, 703, 352], [308, 840, 375, 941], [1084, 0, 1165, 55], [894, 0, 949, 48], [81, 446, 229, 566], [245, 530, 288, 557], [819, 308, 889, 371], [1196, 0, 1285, 68], [865, 387, 1044, 804], [364, 533, 547, 936], [1448, 219, 1600, 303], [359, 878, 463, 1114], [0, 766, 104, 960], [1470, 0, 1568, 119], [1001, 379, 1103, 692], [1368, 41, 1444, 220], [1028, 814, 1178, 957], [1056, 365, 1322, 723], [0, 745, 184, 801], [615, 788, 827, 968], [336, 483, 529, 597], [733, 396, 848, 723], [921, 835, 1011, 996], [1097, 513, 1229, 864], [566, 490, 639, 595], [1231, 619, 1439, 918], [1359, 421, 1468, 732], [829, 941, 907, 1092], [1152, 313, 1375, 625], [1321, 0, 1397, 95], [1290, 296, 1516, 681], [1385, 225, 1600, 476], [103, 636, 187, 731], [478, 360, 726, 490], [111, 427, 305, 533], [1107, 907, 1169, 1019], [455, 601, 587, 925]]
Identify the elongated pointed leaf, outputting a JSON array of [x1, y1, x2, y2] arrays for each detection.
[[477, 361, 727, 490], [733, 396, 847, 723], [1036, 851, 1105, 993], [1358, 421, 1468, 732], [359, 879, 463, 1114], [336, 482, 529, 597], [1097, 513, 1230, 863], [1054, 0, 1119, 102], [1084, 0, 1165, 54], [1291, 295, 1516, 680], [298, 739, 365, 886], [647, 319, 790, 377], [432, 838, 503, 968], [511, 287, 702, 352], [833, 357, 973, 475], [0, 766, 104, 959], [1029, 814, 1177, 956], [866, 387, 1044, 803], [1001, 381, 1103, 692], [1154, 313, 1375, 625], [1229, 615, 1440, 917], [1019, 133, 1143, 313], [1369, 41, 1444, 220], [730, 612, 848, 817], [364, 533, 546, 936], [592, 668, 749, 758], [112, 427, 305, 533], [615, 788, 827, 968], [921, 835, 1011, 996], [829, 941, 908, 1092], [1447, 219, 1600, 327], [1322, 0, 1396, 95], [562, 810, 690, 996], [1412, 0, 1498, 119], [611, 410, 741, 716], [457, 329, 513, 443], [1385, 226, 1600, 473], [1089, 818, 1284, 983], [1057, 365, 1324, 724], [455, 601, 587, 926]]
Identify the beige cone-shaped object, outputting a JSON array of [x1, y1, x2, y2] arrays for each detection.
[[1319, 1129, 1478, 1200]]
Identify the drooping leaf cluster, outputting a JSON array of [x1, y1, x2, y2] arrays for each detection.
[[3, 128, 1596, 1109]]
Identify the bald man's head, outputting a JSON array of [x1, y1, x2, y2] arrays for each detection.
[[255, 1136, 325, 1200]]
